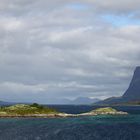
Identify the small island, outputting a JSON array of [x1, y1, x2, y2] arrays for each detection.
[[0, 104, 128, 118], [79, 107, 128, 116]]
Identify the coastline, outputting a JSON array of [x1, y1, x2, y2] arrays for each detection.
[[0, 111, 128, 118], [0, 104, 128, 118]]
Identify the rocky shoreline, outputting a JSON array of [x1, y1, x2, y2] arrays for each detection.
[[0, 107, 128, 118]]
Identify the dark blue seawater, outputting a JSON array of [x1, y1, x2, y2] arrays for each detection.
[[0, 106, 140, 140]]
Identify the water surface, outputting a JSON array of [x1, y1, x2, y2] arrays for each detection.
[[0, 105, 140, 140]]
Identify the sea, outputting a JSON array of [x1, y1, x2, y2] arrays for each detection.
[[0, 105, 140, 140]]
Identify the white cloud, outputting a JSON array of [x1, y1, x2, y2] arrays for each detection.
[[0, 0, 140, 103]]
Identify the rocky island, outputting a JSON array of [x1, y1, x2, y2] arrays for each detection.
[[0, 104, 128, 118]]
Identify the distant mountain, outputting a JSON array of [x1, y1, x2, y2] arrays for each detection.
[[43, 97, 100, 105], [70, 97, 100, 105], [95, 67, 140, 105]]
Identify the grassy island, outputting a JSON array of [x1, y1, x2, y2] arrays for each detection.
[[0, 103, 58, 117]]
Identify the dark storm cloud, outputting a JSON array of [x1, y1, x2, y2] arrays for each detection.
[[0, 0, 140, 103]]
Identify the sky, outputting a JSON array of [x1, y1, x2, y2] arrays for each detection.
[[0, 0, 140, 104]]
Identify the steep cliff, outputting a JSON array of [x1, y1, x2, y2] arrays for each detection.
[[123, 66, 140, 101]]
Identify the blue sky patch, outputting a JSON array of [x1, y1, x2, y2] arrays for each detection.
[[66, 3, 89, 10], [102, 14, 140, 27]]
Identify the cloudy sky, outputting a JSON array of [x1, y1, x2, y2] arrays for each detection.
[[0, 0, 140, 103]]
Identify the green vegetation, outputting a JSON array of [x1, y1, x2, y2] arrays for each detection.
[[0, 103, 58, 116]]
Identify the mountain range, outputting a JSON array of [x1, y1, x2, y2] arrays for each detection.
[[46, 97, 100, 105], [69, 97, 100, 105], [0, 100, 14, 106], [0, 97, 100, 105]]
